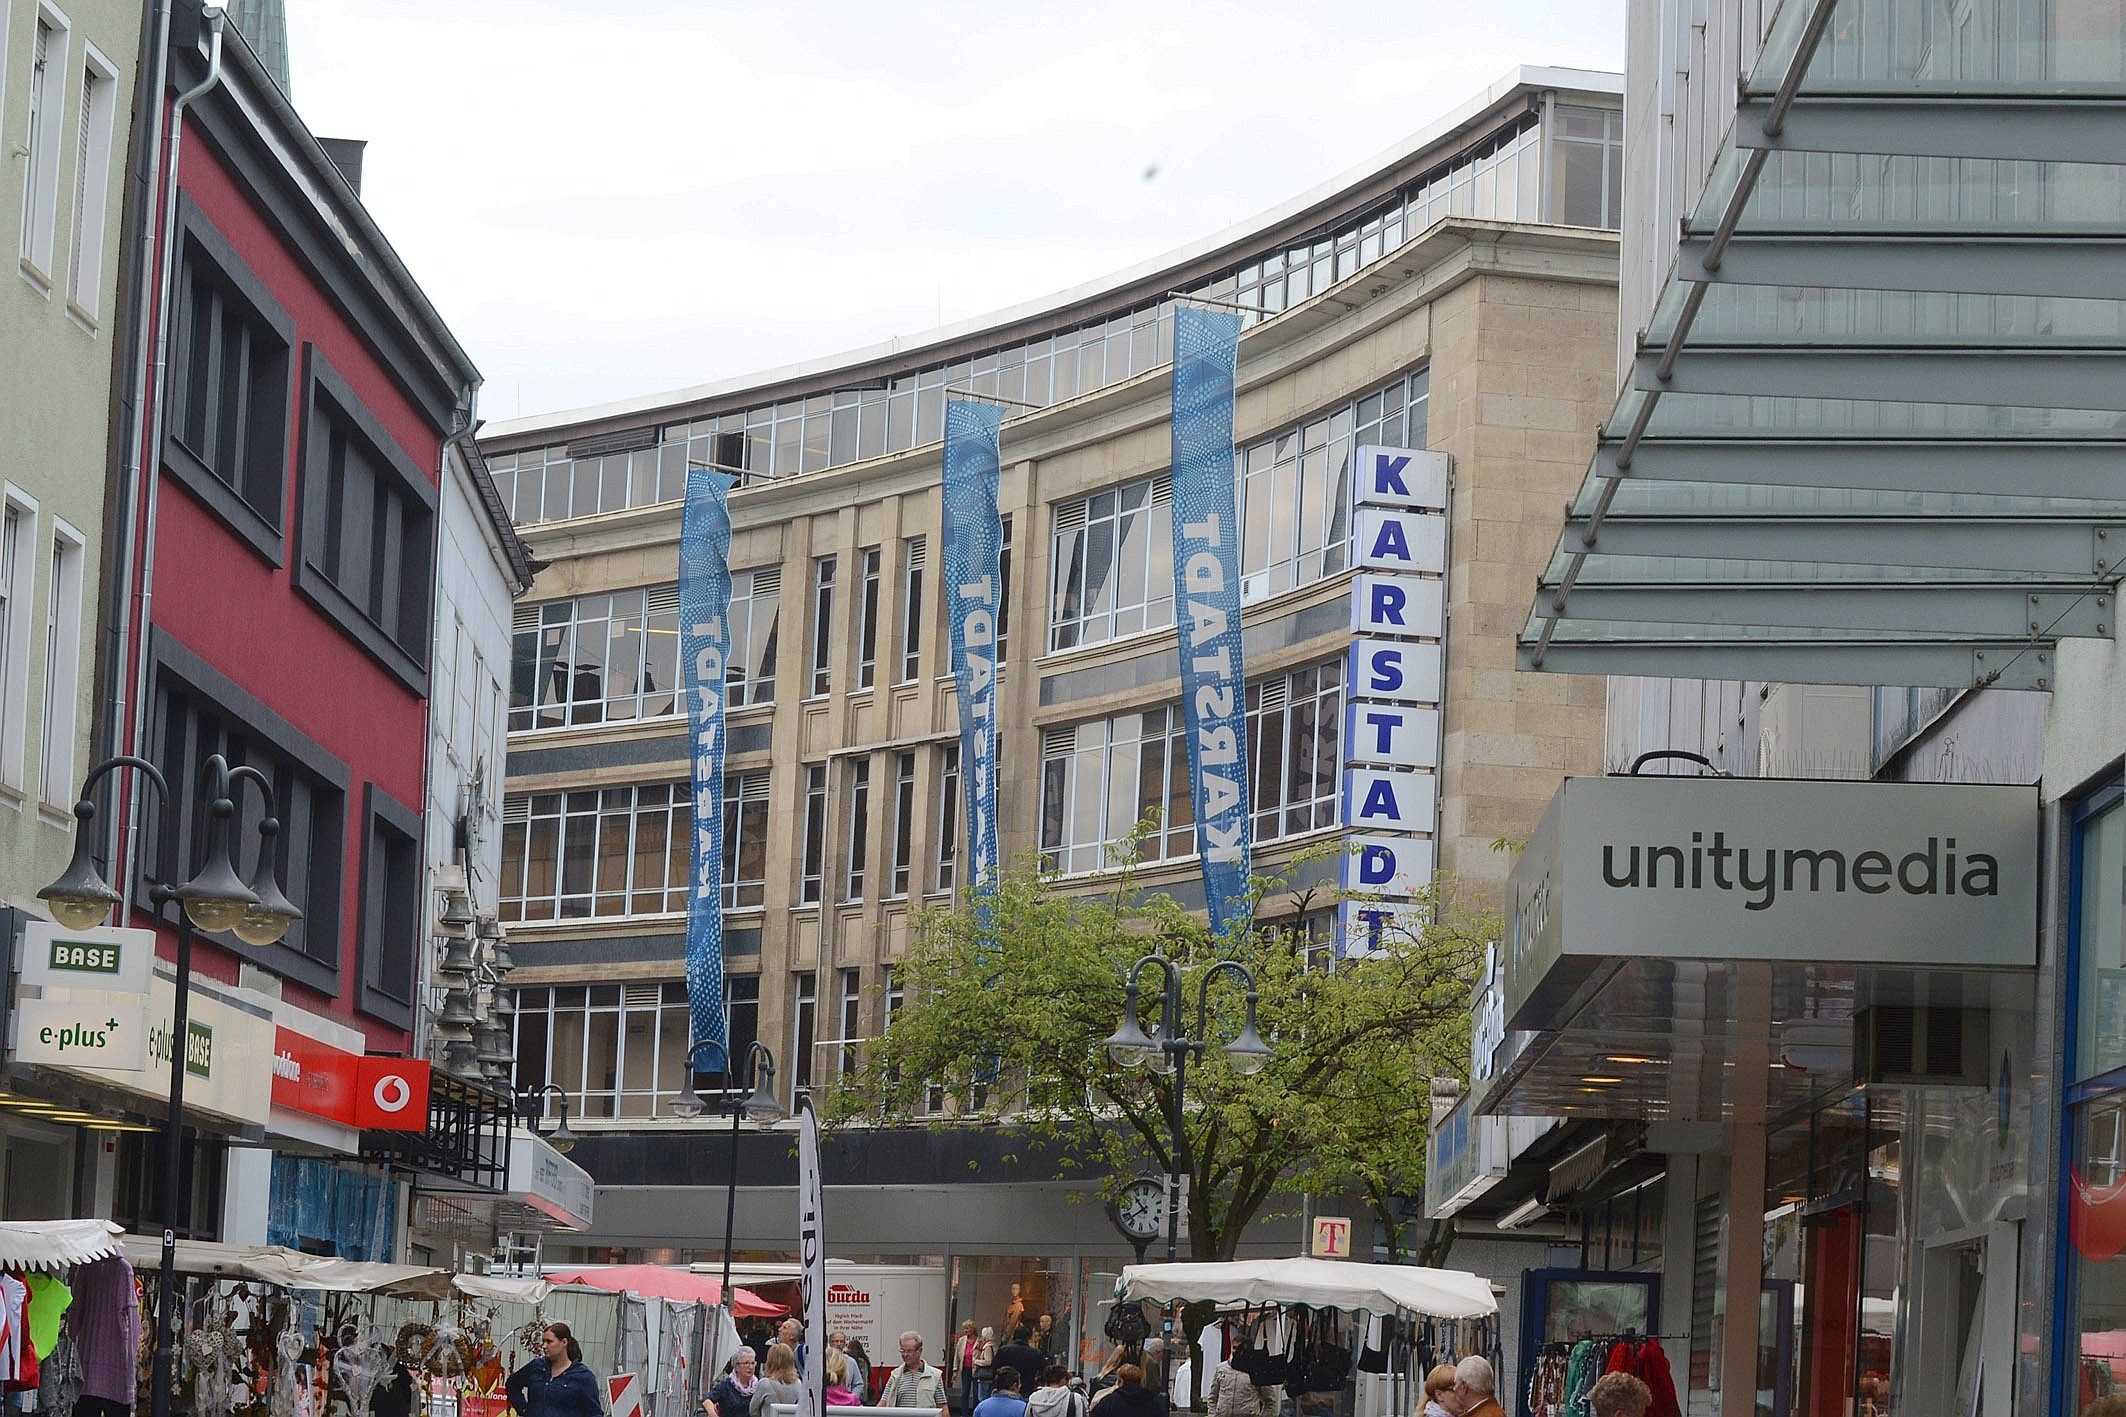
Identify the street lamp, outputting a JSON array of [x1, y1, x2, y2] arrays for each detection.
[[1101, 957, 1271, 1263], [518, 1083, 579, 1155], [38, 752, 302, 1417], [670, 1041, 784, 1304]]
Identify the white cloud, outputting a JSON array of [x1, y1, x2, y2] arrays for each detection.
[[285, 0, 1624, 419]]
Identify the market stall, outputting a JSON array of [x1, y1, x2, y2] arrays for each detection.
[[1113, 1258, 1501, 1417]]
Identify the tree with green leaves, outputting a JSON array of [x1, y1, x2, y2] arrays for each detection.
[[827, 848, 1492, 1267]]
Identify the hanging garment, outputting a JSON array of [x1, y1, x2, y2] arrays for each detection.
[[1635, 1339, 1680, 1417], [64, 1259, 138, 1406], [23, 1278, 70, 1361]]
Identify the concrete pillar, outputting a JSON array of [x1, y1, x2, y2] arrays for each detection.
[[1720, 964, 1771, 1417]]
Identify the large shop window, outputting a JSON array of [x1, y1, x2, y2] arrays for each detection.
[[1047, 371, 1427, 652], [293, 347, 438, 692], [2063, 781, 2126, 1411], [164, 197, 296, 561], [509, 584, 681, 731], [355, 784, 422, 1027], [1039, 658, 1343, 876], [143, 635, 347, 995], [499, 781, 689, 922], [510, 981, 695, 1120]]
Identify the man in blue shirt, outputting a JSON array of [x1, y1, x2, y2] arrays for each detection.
[[973, 1367, 1028, 1417]]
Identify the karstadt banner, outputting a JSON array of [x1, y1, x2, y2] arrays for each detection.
[[942, 400, 1004, 926], [680, 466, 733, 1073], [1169, 304, 1252, 938]]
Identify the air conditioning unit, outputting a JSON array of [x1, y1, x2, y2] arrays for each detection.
[[1855, 1005, 1988, 1088]]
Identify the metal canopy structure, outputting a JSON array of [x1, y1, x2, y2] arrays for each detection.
[[1520, 0, 2126, 690]]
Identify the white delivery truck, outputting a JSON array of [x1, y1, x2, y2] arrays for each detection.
[[700, 1260, 953, 1365]]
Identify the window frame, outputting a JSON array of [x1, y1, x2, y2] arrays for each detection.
[[355, 781, 423, 1028], [292, 344, 440, 694], [162, 195, 297, 564]]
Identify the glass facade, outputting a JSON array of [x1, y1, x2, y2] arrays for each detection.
[[488, 103, 1615, 528]]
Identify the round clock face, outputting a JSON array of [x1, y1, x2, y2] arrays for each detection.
[[1116, 1178, 1168, 1239]]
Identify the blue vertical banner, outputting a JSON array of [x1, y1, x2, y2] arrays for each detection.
[[680, 467, 734, 1073], [942, 400, 1004, 940], [1170, 304, 1253, 938]]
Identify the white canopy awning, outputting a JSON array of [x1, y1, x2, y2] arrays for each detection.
[[0, 1220, 123, 1272], [1115, 1258, 1497, 1320]]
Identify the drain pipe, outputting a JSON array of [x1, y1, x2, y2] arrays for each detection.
[[113, 4, 225, 917]]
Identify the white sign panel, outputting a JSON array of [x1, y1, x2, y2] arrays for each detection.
[[12, 991, 150, 1071], [1355, 508, 1447, 573], [1342, 834, 1436, 897], [1344, 703, 1440, 769], [1349, 638, 1442, 705], [1351, 573, 1444, 638], [1504, 777, 2039, 1031], [18, 922, 155, 994], [1353, 445, 1449, 511], [1343, 768, 1438, 833]]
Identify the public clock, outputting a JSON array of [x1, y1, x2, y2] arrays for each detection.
[[1111, 1176, 1168, 1241]]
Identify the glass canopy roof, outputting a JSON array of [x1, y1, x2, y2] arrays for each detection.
[[1520, 0, 2126, 689]]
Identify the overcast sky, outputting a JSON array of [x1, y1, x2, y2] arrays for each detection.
[[283, 1, 1625, 422]]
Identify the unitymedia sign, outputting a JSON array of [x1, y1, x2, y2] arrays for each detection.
[[1504, 777, 2037, 1029]]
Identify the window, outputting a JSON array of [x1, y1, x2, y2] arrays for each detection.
[[37, 522, 83, 807], [933, 745, 960, 895], [799, 764, 827, 904], [809, 555, 835, 697], [791, 971, 817, 1101], [834, 968, 863, 1081], [856, 545, 881, 690], [889, 751, 916, 897], [497, 782, 691, 922], [723, 770, 769, 909], [294, 347, 440, 690], [63, 46, 114, 315], [0, 493, 32, 792], [508, 585, 681, 732], [897, 537, 925, 683], [727, 567, 780, 708], [166, 197, 295, 556], [356, 784, 422, 1026], [144, 637, 347, 993], [1040, 658, 1344, 876], [843, 758, 871, 903], [18, 11, 68, 275], [997, 515, 1013, 666], [510, 982, 692, 1120]]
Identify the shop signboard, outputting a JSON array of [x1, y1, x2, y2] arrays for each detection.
[[1337, 446, 1447, 956], [11, 990, 150, 1071], [507, 1128, 594, 1230], [1503, 777, 2039, 1032], [51, 971, 274, 1126], [17, 921, 155, 994]]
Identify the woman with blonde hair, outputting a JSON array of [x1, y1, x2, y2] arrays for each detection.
[[749, 1345, 803, 1417], [1420, 1364, 1459, 1417]]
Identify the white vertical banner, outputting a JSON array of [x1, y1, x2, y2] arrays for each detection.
[[797, 1096, 826, 1417]]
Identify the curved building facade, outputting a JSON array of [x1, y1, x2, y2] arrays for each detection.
[[480, 65, 1622, 1356]]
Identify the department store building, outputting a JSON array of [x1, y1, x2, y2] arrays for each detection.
[[480, 67, 1623, 1358], [1479, 2, 2126, 1417]]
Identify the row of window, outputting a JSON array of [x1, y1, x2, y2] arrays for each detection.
[[486, 106, 1620, 526], [509, 526, 1009, 734], [0, 488, 85, 809], [15, 5, 119, 317], [1051, 368, 1428, 651]]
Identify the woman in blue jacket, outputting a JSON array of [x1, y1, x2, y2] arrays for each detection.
[[507, 1324, 604, 1417]]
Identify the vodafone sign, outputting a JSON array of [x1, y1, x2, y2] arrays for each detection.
[[270, 1030, 429, 1132]]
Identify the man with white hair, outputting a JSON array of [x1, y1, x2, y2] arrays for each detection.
[[1448, 1357, 1503, 1417]]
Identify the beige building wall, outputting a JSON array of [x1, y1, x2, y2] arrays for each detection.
[[505, 220, 1617, 1113], [0, 0, 135, 910]]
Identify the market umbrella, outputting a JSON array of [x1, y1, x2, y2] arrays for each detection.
[[546, 1265, 786, 1317]]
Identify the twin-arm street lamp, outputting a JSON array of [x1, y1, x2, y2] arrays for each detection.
[[1102, 956, 1272, 1263], [38, 752, 303, 1417], [671, 1040, 785, 1304]]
